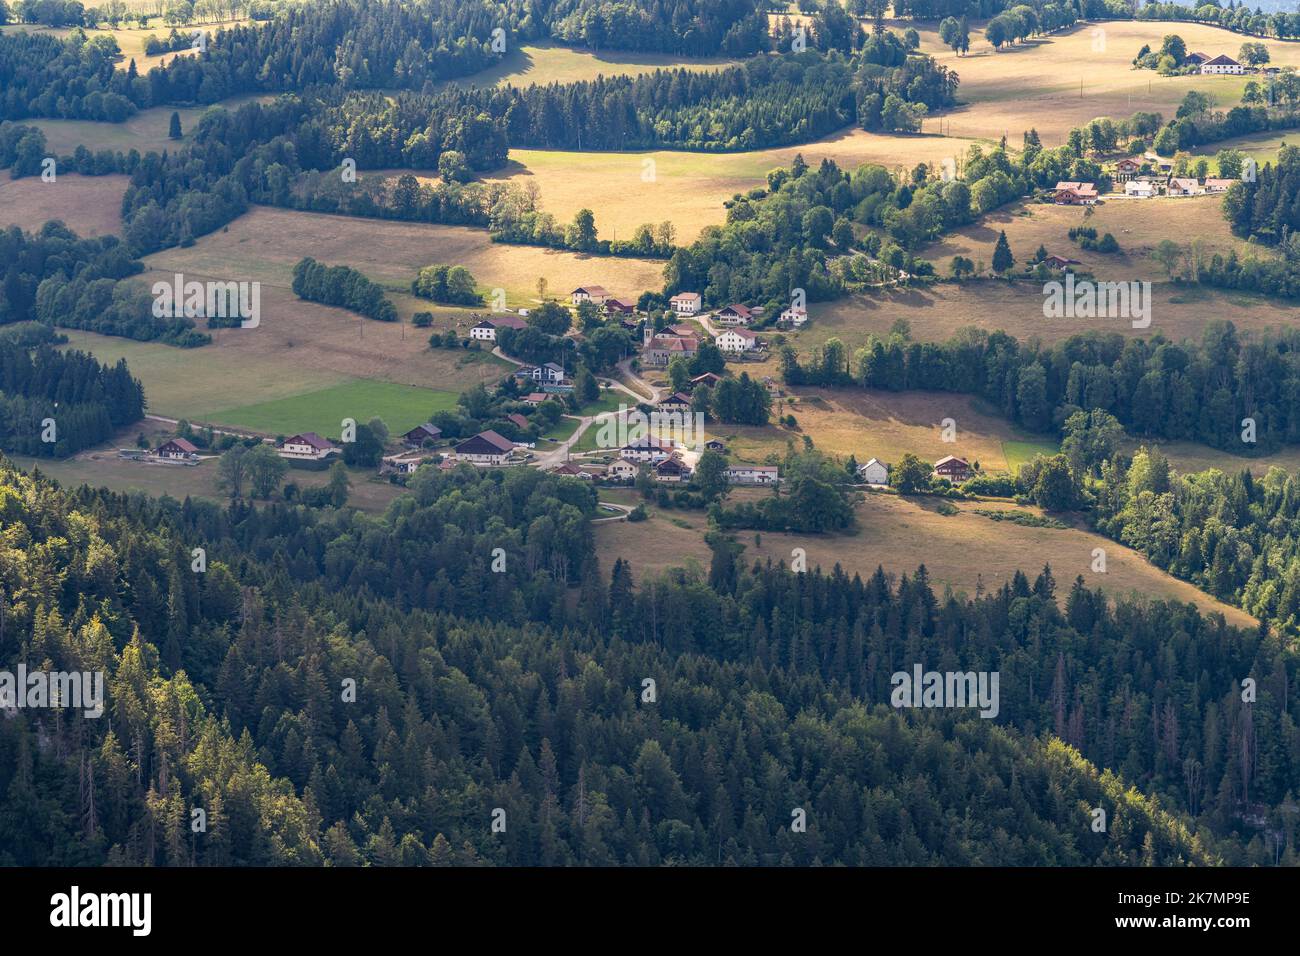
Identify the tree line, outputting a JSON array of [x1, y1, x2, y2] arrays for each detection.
[[292, 257, 397, 322]]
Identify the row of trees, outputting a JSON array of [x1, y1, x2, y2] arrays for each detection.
[[291, 257, 397, 322]]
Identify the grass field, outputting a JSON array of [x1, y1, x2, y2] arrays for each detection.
[[31, 94, 272, 157], [444, 40, 739, 89], [6, 20, 251, 73], [0, 174, 128, 237], [595, 489, 1257, 627], [206, 379, 457, 437]]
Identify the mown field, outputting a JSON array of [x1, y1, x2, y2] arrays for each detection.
[[206, 379, 457, 437], [443, 40, 739, 89], [595, 488, 1258, 628], [31, 94, 273, 157], [0, 173, 128, 237]]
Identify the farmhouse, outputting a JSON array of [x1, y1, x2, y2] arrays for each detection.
[[1041, 254, 1080, 270], [505, 413, 530, 430], [857, 458, 889, 486], [402, 423, 442, 447], [690, 372, 724, 390], [643, 334, 699, 367], [620, 436, 671, 462], [1113, 157, 1142, 182], [1203, 178, 1235, 193], [156, 437, 199, 460], [724, 465, 779, 485], [1186, 51, 1209, 65], [715, 327, 761, 353], [1053, 181, 1099, 205], [550, 462, 593, 479], [657, 392, 693, 412], [1201, 54, 1242, 75], [670, 292, 702, 315], [521, 392, 548, 406], [280, 433, 337, 461], [1167, 177, 1202, 197], [571, 285, 612, 306], [453, 430, 515, 465], [468, 315, 527, 341], [778, 305, 808, 327], [933, 455, 972, 483], [715, 304, 753, 327], [381, 452, 433, 476], [604, 297, 636, 315], [1124, 179, 1157, 198], [606, 458, 640, 481], [654, 457, 692, 483]]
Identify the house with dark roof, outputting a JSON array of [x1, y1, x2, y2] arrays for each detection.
[[933, 455, 972, 482], [715, 304, 753, 327], [402, 423, 443, 447], [280, 433, 337, 461], [571, 285, 612, 306], [1201, 54, 1242, 75], [468, 315, 528, 341], [453, 430, 515, 465], [156, 437, 199, 459]]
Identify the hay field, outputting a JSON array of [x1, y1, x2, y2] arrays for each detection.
[[594, 489, 1257, 627], [0, 173, 128, 236], [31, 95, 272, 157], [444, 40, 739, 89]]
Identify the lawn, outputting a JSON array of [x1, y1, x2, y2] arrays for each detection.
[[206, 379, 458, 437], [1003, 438, 1060, 471]]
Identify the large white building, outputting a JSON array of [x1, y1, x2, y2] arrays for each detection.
[[1200, 54, 1243, 75]]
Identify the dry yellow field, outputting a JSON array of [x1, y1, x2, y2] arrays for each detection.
[[595, 489, 1257, 627], [445, 40, 739, 89], [32, 95, 273, 157], [0, 173, 128, 237]]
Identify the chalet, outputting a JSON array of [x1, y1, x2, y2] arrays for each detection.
[[604, 297, 636, 315], [550, 462, 593, 479], [723, 465, 779, 486], [515, 362, 566, 384], [643, 335, 699, 367], [1201, 54, 1242, 75], [468, 315, 527, 341], [1167, 177, 1201, 197], [715, 304, 753, 327], [1053, 181, 1099, 205], [381, 452, 433, 476], [156, 437, 199, 460], [857, 458, 889, 486], [1113, 157, 1143, 182], [505, 413, 530, 430], [1203, 177, 1235, 193], [1186, 51, 1210, 65], [690, 372, 724, 391], [280, 433, 337, 461], [521, 392, 548, 406], [778, 305, 808, 328], [704, 439, 727, 453], [657, 391, 693, 411], [715, 327, 761, 353], [619, 437, 671, 463], [571, 285, 612, 306], [402, 423, 443, 447], [1041, 254, 1080, 270], [670, 292, 702, 316], [607, 458, 640, 481], [933, 455, 972, 483], [1124, 179, 1157, 199], [654, 457, 692, 483], [453, 430, 514, 465]]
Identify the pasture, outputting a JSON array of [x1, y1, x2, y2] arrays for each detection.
[[0, 173, 128, 237], [205, 379, 458, 437], [31, 94, 273, 157], [5, 20, 252, 73], [594, 489, 1257, 627], [445, 40, 739, 89]]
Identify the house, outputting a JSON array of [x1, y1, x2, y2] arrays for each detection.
[[156, 437, 199, 460], [778, 305, 808, 328], [505, 413, 530, 430], [381, 452, 433, 476], [1186, 51, 1210, 65], [571, 285, 612, 306], [1167, 177, 1202, 197], [1053, 181, 1099, 205], [515, 362, 566, 384], [619, 437, 671, 462], [453, 430, 515, 465], [468, 315, 527, 341], [604, 297, 636, 315], [933, 455, 972, 483], [723, 465, 779, 485], [1124, 179, 1157, 198], [657, 391, 692, 412], [690, 372, 724, 391], [1201, 54, 1242, 75], [1041, 254, 1080, 270], [670, 292, 702, 315], [521, 392, 548, 407], [715, 328, 761, 353], [1203, 178, 1235, 193], [550, 462, 593, 479], [402, 423, 442, 447], [714, 304, 753, 327], [1113, 157, 1143, 182], [654, 457, 692, 483], [857, 458, 889, 486], [704, 439, 727, 453], [607, 458, 640, 481], [664, 324, 701, 339], [280, 433, 337, 461], [642, 334, 699, 367]]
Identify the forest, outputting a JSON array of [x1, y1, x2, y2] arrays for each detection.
[[1, 458, 1294, 865]]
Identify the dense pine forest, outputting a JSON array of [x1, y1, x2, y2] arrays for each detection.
[[3, 460, 1295, 865]]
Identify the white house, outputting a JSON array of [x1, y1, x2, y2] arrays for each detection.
[[453, 430, 514, 465], [516, 362, 566, 384], [715, 328, 760, 353], [1201, 54, 1243, 75], [619, 437, 671, 463], [779, 305, 808, 327], [1203, 178, 1235, 193], [1167, 177, 1202, 197], [857, 458, 888, 486], [280, 433, 337, 461], [571, 285, 612, 306], [714, 304, 753, 327], [468, 315, 527, 341], [607, 458, 640, 481], [1124, 179, 1156, 198], [670, 292, 702, 316], [724, 465, 779, 485], [156, 437, 199, 460]]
